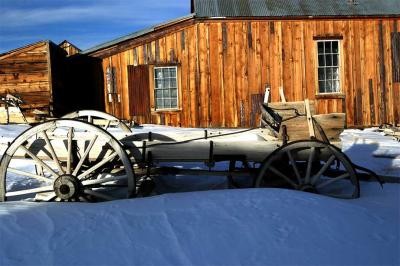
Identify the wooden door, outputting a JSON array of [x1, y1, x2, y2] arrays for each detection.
[[127, 65, 150, 120]]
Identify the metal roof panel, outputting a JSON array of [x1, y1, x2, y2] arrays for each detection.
[[194, 0, 400, 17]]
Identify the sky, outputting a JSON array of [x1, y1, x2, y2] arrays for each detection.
[[0, 0, 190, 53]]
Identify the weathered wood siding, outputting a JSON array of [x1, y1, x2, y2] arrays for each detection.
[[59, 41, 81, 56], [0, 42, 52, 114], [95, 18, 400, 127]]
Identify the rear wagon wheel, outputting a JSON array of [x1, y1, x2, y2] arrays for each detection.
[[255, 140, 360, 199]]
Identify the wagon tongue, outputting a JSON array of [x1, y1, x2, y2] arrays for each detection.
[[53, 175, 82, 200]]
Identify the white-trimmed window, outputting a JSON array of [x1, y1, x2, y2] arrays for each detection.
[[154, 66, 178, 110], [317, 40, 340, 93]]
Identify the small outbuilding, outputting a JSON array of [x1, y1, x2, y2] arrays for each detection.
[[0, 40, 104, 122], [0, 40, 69, 121]]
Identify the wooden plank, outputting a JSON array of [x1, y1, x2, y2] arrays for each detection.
[[268, 101, 315, 118], [209, 23, 221, 127], [0, 81, 50, 93], [198, 23, 209, 127], [0, 62, 48, 73], [305, 99, 315, 137], [378, 21, 387, 124], [313, 113, 346, 141], [188, 26, 198, 127], [223, 22, 236, 127], [0, 72, 48, 83]]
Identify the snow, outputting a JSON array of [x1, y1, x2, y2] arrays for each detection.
[[0, 124, 399, 266]]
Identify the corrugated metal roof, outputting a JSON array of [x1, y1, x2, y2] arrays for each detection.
[[193, 0, 400, 18], [82, 14, 195, 55]]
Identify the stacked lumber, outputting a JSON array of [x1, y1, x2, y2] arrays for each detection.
[[261, 100, 345, 142]]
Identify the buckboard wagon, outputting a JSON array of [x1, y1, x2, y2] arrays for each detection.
[[0, 100, 381, 202]]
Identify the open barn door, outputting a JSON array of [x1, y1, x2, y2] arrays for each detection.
[[127, 65, 151, 122]]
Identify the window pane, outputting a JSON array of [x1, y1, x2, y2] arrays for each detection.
[[325, 42, 332, 53], [171, 88, 177, 97], [333, 54, 338, 66], [332, 41, 339, 53], [163, 68, 170, 78], [326, 55, 333, 66], [319, 81, 326, 93], [333, 67, 339, 80], [163, 89, 170, 98], [318, 55, 325, 66], [163, 79, 169, 88], [156, 89, 163, 98], [156, 99, 164, 109], [326, 68, 333, 80], [318, 42, 324, 54], [169, 68, 176, 77], [156, 79, 162, 89], [332, 80, 340, 92], [318, 68, 325, 81], [170, 78, 177, 87], [155, 69, 163, 79], [326, 80, 332, 92], [171, 99, 178, 108], [164, 99, 171, 108]]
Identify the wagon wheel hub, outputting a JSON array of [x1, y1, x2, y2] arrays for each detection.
[[53, 175, 82, 200]]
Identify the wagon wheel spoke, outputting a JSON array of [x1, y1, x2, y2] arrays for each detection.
[[304, 147, 315, 184], [19, 146, 59, 179], [316, 173, 350, 190], [286, 150, 302, 185], [311, 155, 336, 185], [5, 186, 54, 197], [77, 152, 118, 180], [41, 131, 64, 175], [8, 168, 52, 183], [269, 165, 298, 189], [104, 120, 111, 131], [66, 127, 74, 175], [72, 135, 98, 176]]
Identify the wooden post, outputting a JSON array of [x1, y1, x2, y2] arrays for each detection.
[[279, 87, 286, 103], [264, 86, 270, 103], [305, 99, 315, 138]]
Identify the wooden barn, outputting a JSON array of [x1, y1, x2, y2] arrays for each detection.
[[0, 40, 104, 122], [83, 0, 400, 128], [0, 40, 69, 122]]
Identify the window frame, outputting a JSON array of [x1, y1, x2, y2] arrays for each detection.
[[315, 39, 343, 95], [153, 65, 180, 111]]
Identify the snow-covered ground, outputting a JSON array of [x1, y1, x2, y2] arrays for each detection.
[[0, 124, 399, 266]]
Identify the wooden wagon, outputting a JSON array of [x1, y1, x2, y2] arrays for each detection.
[[0, 101, 369, 202]]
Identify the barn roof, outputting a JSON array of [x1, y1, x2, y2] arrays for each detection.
[[82, 14, 195, 55], [193, 0, 400, 18], [0, 40, 50, 60]]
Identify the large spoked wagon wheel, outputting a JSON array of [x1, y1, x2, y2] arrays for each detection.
[[0, 119, 135, 202], [255, 140, 360, 199], [62, 110, 132, 133]]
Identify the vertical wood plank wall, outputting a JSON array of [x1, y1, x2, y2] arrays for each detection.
[[98, 18, 400, 128]]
